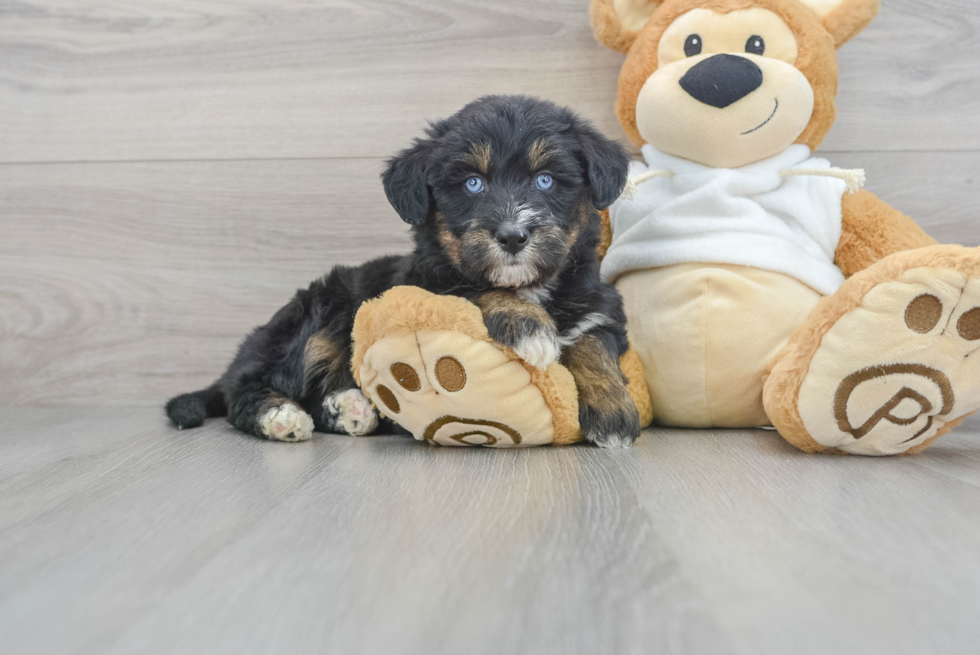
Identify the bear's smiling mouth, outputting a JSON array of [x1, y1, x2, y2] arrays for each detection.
[[741, 99, 779, 136]]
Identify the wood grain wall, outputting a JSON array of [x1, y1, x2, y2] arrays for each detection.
[[1, 0, 978, 407]]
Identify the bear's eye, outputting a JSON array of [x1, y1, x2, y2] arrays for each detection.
[[745, 35, 765, 55], [465, 176, 484, 194], [684, 34, 702, 57]]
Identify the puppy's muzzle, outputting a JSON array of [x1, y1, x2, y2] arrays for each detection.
[[495, 224, 530, 255], [680, 54, 763, 108]]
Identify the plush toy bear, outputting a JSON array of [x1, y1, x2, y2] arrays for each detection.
[[589, 0, 980, 455]]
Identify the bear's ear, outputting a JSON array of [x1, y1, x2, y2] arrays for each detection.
[[590, 0, 662, 54], [798, 0, 880, 47]]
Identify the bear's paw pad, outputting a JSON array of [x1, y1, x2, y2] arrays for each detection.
[[358, 330, 559, 447], [798, 266, 980, 455]]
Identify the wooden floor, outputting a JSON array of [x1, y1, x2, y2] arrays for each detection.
[[3, 0, 980, 653], [1, 409, 979, 655]]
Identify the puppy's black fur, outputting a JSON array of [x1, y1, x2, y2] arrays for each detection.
[[166, 95, 640, 446]]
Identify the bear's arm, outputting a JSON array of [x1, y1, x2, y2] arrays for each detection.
[[835, 189, 937, 278]]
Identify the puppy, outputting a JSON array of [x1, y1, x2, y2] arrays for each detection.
[[166, 95, 640, 447]]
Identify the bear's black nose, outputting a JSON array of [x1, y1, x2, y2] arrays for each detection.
[[495, 225, 529, 255], [679, 54, 763, 109]]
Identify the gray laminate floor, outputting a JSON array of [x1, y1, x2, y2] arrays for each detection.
[[2, 408, 979, 655]]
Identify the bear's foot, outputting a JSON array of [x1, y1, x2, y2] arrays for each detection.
[[766, 245, 980, 456], [351, 287, 583, 447]]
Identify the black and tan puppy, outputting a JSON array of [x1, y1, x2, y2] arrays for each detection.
[[166, 95, 640, 447]]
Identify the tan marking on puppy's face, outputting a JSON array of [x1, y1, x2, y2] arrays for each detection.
[[527, 139, 556, 170], [435, 212, 462, 265], [564, 203, 590, 249], [464, 142, 492, 174], [637, 7, 814, 168]]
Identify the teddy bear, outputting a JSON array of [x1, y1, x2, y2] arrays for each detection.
[[588, 0, 980, 455], [350, 0, 978, 455]]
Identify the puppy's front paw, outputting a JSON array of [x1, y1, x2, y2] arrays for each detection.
[[259, 403, 314, 442], [484, 312, 560, 370], [580, 403, 641, 449], [513, 330, 561, 370]]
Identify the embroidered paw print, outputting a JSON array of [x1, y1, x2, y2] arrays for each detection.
[[798, 266, 980, 455], [357, 329, 559, 447], [374, 355, 521, 446]]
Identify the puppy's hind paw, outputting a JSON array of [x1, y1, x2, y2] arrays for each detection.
[[260, 403, 314, 442], [323, 388, 379, 436]]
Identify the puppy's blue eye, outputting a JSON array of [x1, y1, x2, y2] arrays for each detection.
[[535, 174, 554, 191], [465, 176, 484, 194]]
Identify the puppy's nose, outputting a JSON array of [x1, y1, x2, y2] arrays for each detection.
[[495, 225, 530, 255], [680, 54, 763, 109]]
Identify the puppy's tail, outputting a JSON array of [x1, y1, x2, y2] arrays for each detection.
[[166, 383, 227, 430]]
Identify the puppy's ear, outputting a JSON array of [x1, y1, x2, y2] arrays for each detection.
[[576, 122, 631, 211], [382, 139, 434, 226]]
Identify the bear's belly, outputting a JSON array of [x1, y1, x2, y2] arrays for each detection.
[[616, 264, 823, 428]]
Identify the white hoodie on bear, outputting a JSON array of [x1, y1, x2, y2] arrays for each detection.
[[600, 144, 848, 296]]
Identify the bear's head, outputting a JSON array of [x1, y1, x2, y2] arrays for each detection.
[[591, 0, 879, 168]]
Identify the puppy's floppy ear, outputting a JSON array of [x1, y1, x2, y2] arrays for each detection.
[[590, 0, 661, 54], [798, 0, 880, 47], [382, 139, 434, 226], [575, 121, 631, 211]]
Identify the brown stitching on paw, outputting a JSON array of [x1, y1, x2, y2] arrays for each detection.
[[390, 363, 421, 392], [448, 431, 498, 446], [834, 364, 955, 443], [434, 356, 466, 392], [905, 294, 943, 333], [957, 308, 980, 341], [422, 415, 522, 445], [375, 385, 400, 414]]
